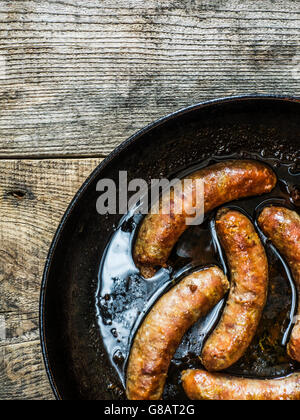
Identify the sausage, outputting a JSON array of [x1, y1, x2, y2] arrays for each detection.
[[258, 206, 300, 362], [181, 369, 300, 400], [134, 160, 276, 278], [201, 208, 268, 371], [126, 266, 229, 400]]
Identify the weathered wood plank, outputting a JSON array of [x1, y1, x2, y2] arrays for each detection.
[[0, 158, 102, 399], [0, 0, 299, 157], [0, 312, 53, 400], [0, 158, 102, 313], [0, 340, 54, 400]]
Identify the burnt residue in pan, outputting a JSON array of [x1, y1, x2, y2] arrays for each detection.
[[96, 154, 300, 400]]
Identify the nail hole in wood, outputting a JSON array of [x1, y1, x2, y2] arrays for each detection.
[[9, 191, 26, 200]]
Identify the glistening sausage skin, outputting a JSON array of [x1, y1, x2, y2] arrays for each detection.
[[126, 266, 229, 400], [182, 369, 300, 400], [134, 160, 277, 278], [258, 206, 300, 362], [201, 208, 269, 371]]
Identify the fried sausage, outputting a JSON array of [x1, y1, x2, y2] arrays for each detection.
[[126, 266, 229, 400], [258, 206, 300, 362], [182, 369, 300, 400], [134, 160, 276, 278], [201, 209, 268, 371]]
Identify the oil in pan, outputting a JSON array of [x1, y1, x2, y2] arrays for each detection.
[[96, 153, 300, 399]]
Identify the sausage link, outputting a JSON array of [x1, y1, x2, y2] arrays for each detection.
[[201, 209, 268, 371], [182, 369, 300, 400], [258, 206, 300, 362], [126, 266, 229, 400], [134, 160, 276, 278]]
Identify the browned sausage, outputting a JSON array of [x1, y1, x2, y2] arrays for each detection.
[[201, 209, 268, 371], [182, 369, 300, 400], [258, 206, 300, 362], [126, 266, 229, 400], [134, 160, 276, 278]]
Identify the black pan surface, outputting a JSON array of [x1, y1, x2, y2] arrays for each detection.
[[40, 95, 300, 400]]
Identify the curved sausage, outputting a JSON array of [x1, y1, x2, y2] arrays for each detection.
[[201, 208, 268, 371], [181, 369, 300, 400], [258, 206, 300, 362], [134, 160, 276, 278], [126, 266, 229, 400]]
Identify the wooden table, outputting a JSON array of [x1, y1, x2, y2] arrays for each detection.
[[0, 0, 299, 400]]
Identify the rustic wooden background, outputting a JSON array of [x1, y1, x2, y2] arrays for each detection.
[[0, 0, 299, 400]]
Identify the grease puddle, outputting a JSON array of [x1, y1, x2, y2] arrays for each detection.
[[96, 154, 300, 399]]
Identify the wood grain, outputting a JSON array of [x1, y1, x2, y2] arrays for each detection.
[[0, 340, 54, 400], [0, 158, 102, 399], [0, 0, 299, 157]]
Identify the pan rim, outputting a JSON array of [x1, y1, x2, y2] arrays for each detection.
[[39, 93, 300, 400]]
